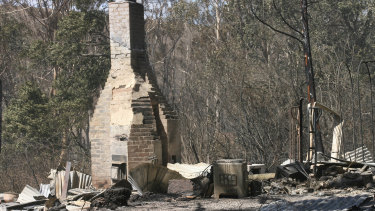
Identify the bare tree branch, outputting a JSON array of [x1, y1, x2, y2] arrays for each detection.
[[272, 0, 303, 37], [250, 0, 304, 45]]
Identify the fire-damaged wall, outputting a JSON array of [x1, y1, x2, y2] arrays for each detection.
[[90, 0, 181, 189]]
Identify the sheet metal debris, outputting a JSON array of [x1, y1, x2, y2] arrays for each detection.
[[260, 194, 371, 211], [49, 169, 92, 199], [128, 175, 143, 196], [130, 163, 184, 193], [39, 184, 50, 198], [0, 202, 18, 211], [275, 161, 310, 181], [247, 164, 266, 174], [167, 163, 211, 179], [67, 189, 100, 201], [5, 200, 47, 211], [76, 171, 92, 189], [344, 146, 374, 163], [17, 185, 45, 204]]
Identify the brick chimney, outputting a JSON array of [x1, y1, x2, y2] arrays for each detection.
[[90, 0, 181, 189]]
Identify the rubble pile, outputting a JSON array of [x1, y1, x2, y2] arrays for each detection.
[[0, 164, 133, 211], [90, 187, 131, 209], [3, 159, 375, 210], [89, 179, 132, 209], [254, 160, 375, 198]]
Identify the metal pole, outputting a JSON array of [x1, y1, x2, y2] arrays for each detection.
[[365, 62, 375, 160], [290, 108, 294, 160], [357, 62, 365, 162], [299, 98, 303, 162], [313, 108, 317, 175], [0, 80, 2, 153], [346, 64, 357, 161]]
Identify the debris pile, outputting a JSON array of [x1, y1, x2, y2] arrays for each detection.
[[254, 159, 375, 199], [90, 187, 131, 209], [0, 162, 199, 210], [0, 161, 109, 211], [89, 179, 132, 209], [2, 157, 375, 210]]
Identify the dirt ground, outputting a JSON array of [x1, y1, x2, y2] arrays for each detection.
[[94, 189, 375, 211], [98, 195, 270, 210]]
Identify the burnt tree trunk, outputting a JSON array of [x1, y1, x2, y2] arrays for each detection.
[[301, 0, 323, 162]]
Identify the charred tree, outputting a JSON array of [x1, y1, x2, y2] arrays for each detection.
[[301, 0, 324, 164], [251, 0, 322, 162]]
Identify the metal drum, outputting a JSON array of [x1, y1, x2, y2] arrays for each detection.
[[213, 159, 247, 198]]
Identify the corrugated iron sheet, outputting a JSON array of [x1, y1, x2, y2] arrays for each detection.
[[167, 163, 211, 179], [344, 146, 373, 163], [77, 171, 92, 189], [17, 185, 44, 204], [39, 184, 50, 198], [53, 170, 92, 198], [55, 170, 65, 199], [128, 175, 143, 196], [261, 194, 371, 211]]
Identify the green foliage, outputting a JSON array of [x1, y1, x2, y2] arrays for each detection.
[[20, 10, 110, 134], [50, 11, 110, 131], [27, 41, 51, 69], [0, 16, 27, 53], [3, 82, 56, 149], [1, 1, 110, 192], [0, 15, 30, 102]]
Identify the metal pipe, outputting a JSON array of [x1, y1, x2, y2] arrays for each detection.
[[299, 98, 303, 162], [0, 80, 2, 153], [364, 61, 375, 160], [357, 61, 365, 162], [346, 64, 357, 161]]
